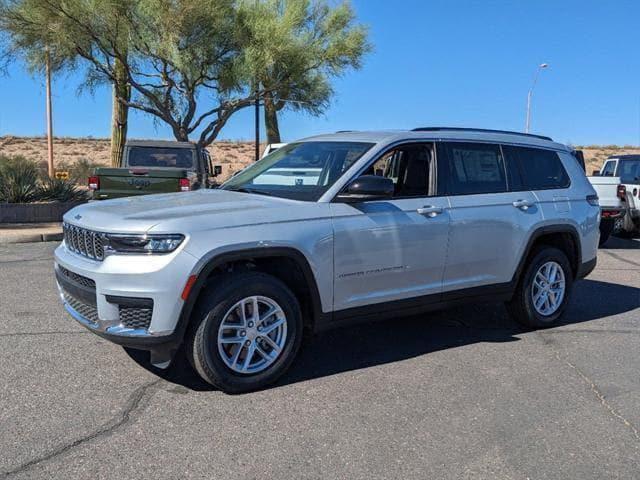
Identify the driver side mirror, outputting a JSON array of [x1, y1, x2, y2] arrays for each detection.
[[336, 175, 394, 202]]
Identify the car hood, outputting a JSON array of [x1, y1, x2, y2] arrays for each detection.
[[63, 189, 323, 233]]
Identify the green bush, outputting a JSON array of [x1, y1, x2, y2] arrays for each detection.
[[69, 158, 100, 185], [37, 177, 87, 202], [54, 158, 100, 185], [0, 155, 40, 203], [0, 154, 87, 203]]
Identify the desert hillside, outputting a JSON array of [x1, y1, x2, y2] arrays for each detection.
[[1, 136, 639, 181], [0, 136, 258, 183]]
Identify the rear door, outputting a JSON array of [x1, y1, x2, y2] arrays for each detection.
[[440, 142, 542, 292]]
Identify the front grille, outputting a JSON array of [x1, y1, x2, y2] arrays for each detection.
[[57, 265, 96, 289], [119, 307, 153, 330], [62, 291, 99, 323], [63, 223, 105, 261]]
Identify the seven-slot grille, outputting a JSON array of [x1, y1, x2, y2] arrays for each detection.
[[63, 223, 105, 260]]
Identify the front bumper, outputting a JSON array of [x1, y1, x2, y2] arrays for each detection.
[[54, 241, 199, 353]]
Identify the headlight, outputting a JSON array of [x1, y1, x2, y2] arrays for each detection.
[[105, 234, 184, 254]]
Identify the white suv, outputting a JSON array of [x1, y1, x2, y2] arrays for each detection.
[[55, 128, 600, 393]]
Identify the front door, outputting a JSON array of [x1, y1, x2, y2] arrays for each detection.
[[330, 143, 450, 313]]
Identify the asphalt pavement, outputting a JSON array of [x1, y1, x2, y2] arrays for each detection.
[[0, 238, 639, 479]]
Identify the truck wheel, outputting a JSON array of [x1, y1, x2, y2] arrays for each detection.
[[187, 272, 303, 393], [507, 247, 573, 329], [599, 219, 614, 247]]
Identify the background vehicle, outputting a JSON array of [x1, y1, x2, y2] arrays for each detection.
[[253, 143, 322, 186], [261, 143, 287, 159], [55, 128, 599, 393], [89, 140, 221, 200], [588, 155, 640, 244]]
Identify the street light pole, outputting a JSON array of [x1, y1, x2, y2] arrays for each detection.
[[525, 63, 549, 133]]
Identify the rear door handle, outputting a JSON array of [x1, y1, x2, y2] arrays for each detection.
[[512, 199, 534, 210], [417, 206, 443, 217]]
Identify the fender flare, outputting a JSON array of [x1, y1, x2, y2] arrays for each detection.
[[174, 247, 326, 343], [511, 224, 582, 285]]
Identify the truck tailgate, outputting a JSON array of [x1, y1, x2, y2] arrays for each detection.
[[587, 176, 622, 209], [93, 168, 188, 199]]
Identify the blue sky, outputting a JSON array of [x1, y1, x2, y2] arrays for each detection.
[[1, 0, 639, 145]]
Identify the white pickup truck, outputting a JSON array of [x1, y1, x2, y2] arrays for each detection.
[[588, 155, 640, 245]]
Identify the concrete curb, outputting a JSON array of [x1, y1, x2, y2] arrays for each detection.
[[0, 224, 63, 245], [0, 232, 62, 244]]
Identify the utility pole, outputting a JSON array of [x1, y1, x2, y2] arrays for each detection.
[[45, 47, 54, 177], [525, 63, 548, 133], [255, 84, 260, 162]]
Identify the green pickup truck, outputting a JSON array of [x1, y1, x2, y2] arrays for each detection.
[[89, 140, 221, 200]]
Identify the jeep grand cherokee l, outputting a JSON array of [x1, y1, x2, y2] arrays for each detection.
[[55, 128, 599, 393]]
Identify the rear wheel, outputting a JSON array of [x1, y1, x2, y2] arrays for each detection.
[[186, 272, 303, 393], [507, 247, 573, 328]]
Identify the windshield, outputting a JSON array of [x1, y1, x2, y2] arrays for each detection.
[[619, 159, 640, 183], [126, 146, 195, 169], [222, 141, 374, 201]]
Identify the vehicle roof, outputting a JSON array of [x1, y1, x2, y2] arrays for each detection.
[[125, 140, 197, 149], [607, 155, 640, 160], [299, 129, 570, 151]]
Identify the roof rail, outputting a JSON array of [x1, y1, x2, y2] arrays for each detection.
[[411, 127, 553, 142], [335, 130, 356, 133]]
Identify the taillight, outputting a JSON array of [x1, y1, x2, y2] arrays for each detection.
[[179, 178, 190, 192], [88, 176, 99, 190], [586, 194, 599, 206], [617, 184, 626, 200]]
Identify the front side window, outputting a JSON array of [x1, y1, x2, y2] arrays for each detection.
[[361, 143, 433, 198], [441, 142, 507, 195], [221, 142, 374, 201], [618, 159, 640, 183], [510, 147, 570, 190], [127, 147, 195, 169]]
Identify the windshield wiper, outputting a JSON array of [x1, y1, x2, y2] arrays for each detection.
[[227, 187, 276, 197]]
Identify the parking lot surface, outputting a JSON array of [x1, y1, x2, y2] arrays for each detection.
[[1, 239, 639, 479]]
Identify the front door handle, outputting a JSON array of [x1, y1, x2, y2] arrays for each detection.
[[417, 206, 443, 217], [512, 199, 534, 210]]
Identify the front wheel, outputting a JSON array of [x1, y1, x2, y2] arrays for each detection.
[[187, 272, 303, 393], [507, 247, 573, 328]]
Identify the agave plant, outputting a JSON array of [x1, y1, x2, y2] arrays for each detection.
[[0, 155, 40, 203], [37, 177, 88, 203]]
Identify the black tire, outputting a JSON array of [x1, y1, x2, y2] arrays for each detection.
[[186, 272, 303, 393], [507, 247, 573, 328], [599, 219, 614, 247]]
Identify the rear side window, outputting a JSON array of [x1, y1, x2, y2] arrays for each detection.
[[440, 142, 507, 195], [601, 160, 616, 177], [506, 146, 570, 190]]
